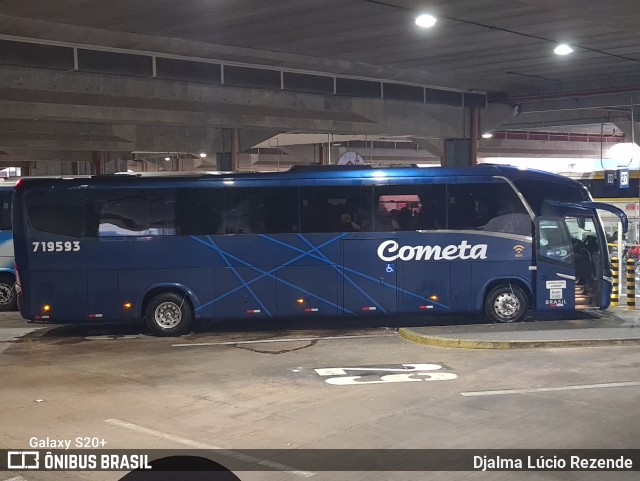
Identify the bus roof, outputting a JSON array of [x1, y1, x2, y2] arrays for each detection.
[[12, 164, 582, 189]]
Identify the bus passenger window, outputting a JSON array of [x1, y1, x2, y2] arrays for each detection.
[[98, 190, 176, 237], [26, 190, 97, 237], [449, 182, 532, 235], [300, 185, 371, 233], [375, 184, 446, 231], [175, 188, 223, 235], [376, 193, 422, 231]]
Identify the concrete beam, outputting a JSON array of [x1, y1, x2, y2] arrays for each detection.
[[497, 109, 630, 130], [409, 138, 444, 158], [0, 118, 279, 153], [0, 65, 467, 137], [514, 90, 640, 114], [477, 138, 613, 158], [0, 15, 464, 89], [611, 121, 640, 144]]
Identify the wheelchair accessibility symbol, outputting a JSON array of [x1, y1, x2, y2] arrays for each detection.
[[385, 263, 395, 273]]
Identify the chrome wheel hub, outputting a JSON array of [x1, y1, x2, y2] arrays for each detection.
[[155, 302, 182, 329], [493, 292, 519, 321]]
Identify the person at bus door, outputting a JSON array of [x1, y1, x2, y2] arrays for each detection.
[[482, 198, 532, 236], [339, 213, 360, 232]]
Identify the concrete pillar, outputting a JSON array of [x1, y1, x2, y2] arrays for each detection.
[[92, 151, 104, 175], [231, 128, 239, 172], [443, 139, 471, 167], [470, 107, 479, 166]]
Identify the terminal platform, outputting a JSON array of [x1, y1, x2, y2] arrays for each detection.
[[399, 303, 640, 349]]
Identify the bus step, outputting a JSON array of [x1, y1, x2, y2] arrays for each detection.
[[575, 294, 592, 306]]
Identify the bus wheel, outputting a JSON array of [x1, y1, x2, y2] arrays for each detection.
[[0, 275, 17, 312], [144, 292, 192, 336], [484, 284, 527, 323]]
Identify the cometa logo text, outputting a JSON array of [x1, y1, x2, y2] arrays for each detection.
[[377, 240, 488, 261]]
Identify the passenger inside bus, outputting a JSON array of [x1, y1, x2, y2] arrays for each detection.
[[339, 213, 361, 232], [482, 198, 532, 236]]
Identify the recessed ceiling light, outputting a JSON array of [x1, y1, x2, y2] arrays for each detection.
[[164, 157, 170, 161], [199, 152, 207, 158], [415, 14, 437, 28], [554, 44, 573, 56], [481, 133, 493, 139]]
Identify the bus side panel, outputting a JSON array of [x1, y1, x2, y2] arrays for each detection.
[[118, 268, 212, 319], [31, 270, 88, 322], [342, 237, 397, 315], [450, 263, 472, 310], [276, 265, 339, 316], [87, 270, 120, 320], [399, 261, 452, 312], [213, 267, 277, 319]]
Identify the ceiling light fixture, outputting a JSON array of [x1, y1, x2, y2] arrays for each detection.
[[554, 44, 573, 56], [415, 14, 437, 28], [199, 153, 207, 158], [481, 132, 493, 139]]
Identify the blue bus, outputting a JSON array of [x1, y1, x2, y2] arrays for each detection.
[[12, 165, 627, 335], [0, 180, 17, 311]]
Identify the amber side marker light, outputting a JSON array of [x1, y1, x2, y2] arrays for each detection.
[[429, 295, 439, 301], [42, 304, 51, 312], [123, 302, 132, 309], [296, 298, 304, 304]]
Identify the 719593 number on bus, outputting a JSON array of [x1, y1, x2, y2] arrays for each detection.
[[32, 241, 80, 252]]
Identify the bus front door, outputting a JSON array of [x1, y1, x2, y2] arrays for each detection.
[[535, 217, 577, 312], [342, 236, 397, 316]]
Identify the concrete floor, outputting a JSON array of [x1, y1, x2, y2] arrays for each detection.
[[0, 311, 639, 481]]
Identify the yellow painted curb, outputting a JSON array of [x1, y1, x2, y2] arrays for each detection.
[[397, 327, 640, 349]]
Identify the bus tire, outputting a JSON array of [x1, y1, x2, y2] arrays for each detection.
[[484, 284, 527, 323], [0, 274, 17, 312], [144, 292, 192, 336]]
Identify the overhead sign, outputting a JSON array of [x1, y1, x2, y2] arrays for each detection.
[[618, 168, 629, 189], [337, 151, 365, 165], [605, 171, 615, 185]]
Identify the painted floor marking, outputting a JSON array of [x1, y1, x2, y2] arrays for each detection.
[[314, 363, 458, 385], [104, 418, 314, 477], [460, 381, 640, 397], [4, 476, 27, 481], [172, 333, 396, 347]]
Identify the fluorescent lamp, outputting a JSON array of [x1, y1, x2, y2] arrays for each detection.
[[481, 133, 493, 139], [415, 14, 437, 28], [554, 44, 573, 56]]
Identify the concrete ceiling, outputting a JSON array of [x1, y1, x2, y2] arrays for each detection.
[[0, 0, 639, 166]]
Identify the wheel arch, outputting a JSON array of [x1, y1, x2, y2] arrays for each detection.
[[479, 277, 533, 310], [141, 284, 198, 321]]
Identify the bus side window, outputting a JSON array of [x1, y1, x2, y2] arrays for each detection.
[[261, 187, 299, 233], [375, 184, 446, 231], [449, 182, 532, 235], [98, 189, 176, 237], [0, 190, 11, 230], [300, 185, 371, 233], [176, 188, 223, 235], [26, 190, 97, 237]]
